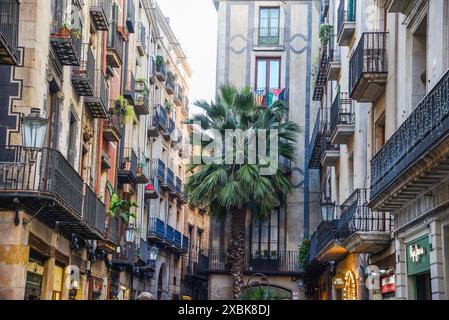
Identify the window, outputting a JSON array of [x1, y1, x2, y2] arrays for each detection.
[[258, 8, 280, 45], [255, 58, 281, 107], [251, 209, 279, 258]]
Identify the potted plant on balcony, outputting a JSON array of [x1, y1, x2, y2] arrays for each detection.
[[156, 55, 165, 70], [298, 239, 310, 270], [319, 24, 334, 46], [135, 78, 147, 91]]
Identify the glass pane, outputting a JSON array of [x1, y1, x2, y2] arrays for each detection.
[[269, 60, 280, 89], [270, 8, 279, 19], [261, 224, 269, 242], [257, 60, 267, 89]]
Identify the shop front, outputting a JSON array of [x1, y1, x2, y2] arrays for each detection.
[[406, 235, 432, 300]]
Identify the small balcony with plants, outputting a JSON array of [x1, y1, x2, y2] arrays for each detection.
[[134, 78, 150, 115], [71, 44, 95, 97], [107, 28, 123, 68], [0, 0, 20, 65], [330, 91, 355, 144], [337, 0, 356, 46], [50, 3, 82, 66], [313, 24, 333, 101], [118, 147, 138, 185], [174, 85, 184, 106], [85, 69, 109, 118], [144, 158, 165, 199], [103, 107, 122, 142], [155, 55, 167, 81], [90, 0, 111, 31], [147, 107, 160, 138], [136, 151, 150, 184], [349, 32, 388, 102]]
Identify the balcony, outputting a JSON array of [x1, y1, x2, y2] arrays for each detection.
[[174, 230, 182, 250], [370, 69, 449, 211], [151, 158, 166, 183], [330, 92, 355, 144], [149, 56, 156, 85], [106, 216, 120, 245], [118, 147, 138, 184], [162, 118, 175, 141], [71, 44, 95, 97], [50, 2, 81, 66], [185, 250, 208, 279], [136, 152, 150, 184], [327, 41, 341, 81], [161, 167, 175, 192], [165, 72, 176, 95], [307, 110, 327, 169], [83, 184, 106, 238], [134, 79, 150, 115], [174, 85, 183, 106], [0, 0, 20, 65], [198, 250, 302, 276], [85, 70, 109, 118], [155, 57, 167, 82], [182, 235, 189, 253], [112, 242, 136, 266], [126, 0, 136, 34], [165, 225, 175, 245], [321, 135, 340, 167], [147, 109, 160, 137], [103, 109, 122, 142], [254, 87, 289, 108], [137, 23, 147, 56], [0, 146, 94, 238], [337, 189, 393, 253], [90, 0, 110, 31], [182, 96, 190, 115], [148, 217, 166, 242], [253, 28, 285, 50], [313, 46, 329, 101], [124, 70, 136, 106], [107, 29, 123, 68], [349, 32, 388, 103], [309, 220, 345, 262], [337, 0, 356, 46], [175, 177, 187, 204]]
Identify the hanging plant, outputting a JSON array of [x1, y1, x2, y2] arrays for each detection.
[[164, 101, 173, 113], [319, 24, 334, 46], [109, 191, 138, 224], [298, 239, 310, 270], [156, 55, 165, 67], [115, 95, 128, 127]]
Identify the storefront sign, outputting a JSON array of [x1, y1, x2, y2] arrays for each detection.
[[406, 235, 430, 276], [332, 274, 345, 289], [380, 274, 396, 294]]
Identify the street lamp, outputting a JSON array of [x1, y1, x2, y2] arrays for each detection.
[[125, 224, 137, 243], [320, 199, 335, 221], [22, 108, 48, 150], [149, 245, 159, 270]]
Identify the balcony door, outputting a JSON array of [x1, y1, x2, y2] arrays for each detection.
[[255, 58, 281, 107], [258, 7, 280, 45], [251, 209, 279, 260]]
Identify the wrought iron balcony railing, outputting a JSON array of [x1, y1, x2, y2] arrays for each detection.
[[136, 151, 150, 184], [134, 79, 150, 115], [198, 249, 301, 275], [103, 108, 122, 142], [253, 87, 289, 108], [148, 217, 166, 240], [71, 44, 95, 97], [337, 0, 356, 46], [124, 70, 136, 105], [106, 216, 120, 244], [155, 57, 167, 81], [253, 28, 285, 47], [118, 147, 138, 184], [164, 168, 175, 192], [112, 242, 136, 266], [371, 68, 449, 204], [307, 109, 328, 169], [0, 0, 20, 65], [0, 146, 98, 237], [330, 92, 355, 140], [50, 1, 82, 66], [83, 184, 106, 236], [90, 0, 111, 31], [349, 32, 388, 102], [157, 105, 168, 131], [137, 22, 147, 55], [184, 248, 208, 277], [85, 69, 109, 118], [107, 28, 123, 68], [166, 72, 176, 95], [336, 188, 393, 238], [313, 45, 329, 101]]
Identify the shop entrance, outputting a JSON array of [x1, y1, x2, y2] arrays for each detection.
[[24, 250, 45, 300], [414, 272, 432, 300]]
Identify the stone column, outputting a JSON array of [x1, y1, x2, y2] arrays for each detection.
[[0, 210, 29, 300], [40, 253, 56, 300], [429, 220, 445, 299], [395, 236, 407, 300]]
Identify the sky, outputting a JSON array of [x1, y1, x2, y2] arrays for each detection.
[[157, 0, 217, 114]]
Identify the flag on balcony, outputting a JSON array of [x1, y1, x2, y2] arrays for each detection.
[[271, 88, 286, 103]]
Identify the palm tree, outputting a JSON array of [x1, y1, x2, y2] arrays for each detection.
[[184, 85, 300, 299]]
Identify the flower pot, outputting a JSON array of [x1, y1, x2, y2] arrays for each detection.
[[58, 26, 71, 37]]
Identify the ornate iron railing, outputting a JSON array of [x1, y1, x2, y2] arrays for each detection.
[[371, 68, 449, 199], [83, 184, 106, 234], [0, 0, 20, 64], [337, 0, 356, 38], [0, 146, 84, 216], [148, 217, 166, 239], [330, 92, 354, 133]]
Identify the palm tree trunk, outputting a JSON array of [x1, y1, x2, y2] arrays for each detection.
[[228, 207, 247, 299]]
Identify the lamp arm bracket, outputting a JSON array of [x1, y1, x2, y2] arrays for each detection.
[[23, 205, 47, 225]]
